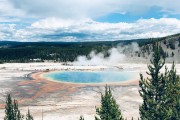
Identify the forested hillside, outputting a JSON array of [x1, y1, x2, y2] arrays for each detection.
[[138, 33, 180, 62], [0, 33, 180, 63]]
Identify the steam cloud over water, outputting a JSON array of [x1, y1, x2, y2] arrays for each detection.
[[73, 43, 140, 66]]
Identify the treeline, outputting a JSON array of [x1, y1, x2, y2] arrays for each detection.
[[1, 34, 180, 63], [0, 42, 117, 63], [1, 44, 180, 120]]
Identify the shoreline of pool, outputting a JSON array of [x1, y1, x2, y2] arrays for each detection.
[[31, 70, 141, 86]]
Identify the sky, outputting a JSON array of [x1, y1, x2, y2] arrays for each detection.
[[0, 0, 180, 42]]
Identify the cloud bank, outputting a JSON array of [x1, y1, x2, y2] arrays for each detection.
[[8, 0, 180, 19], [1, 18, 180, 41], [0, 0, 180, 42]]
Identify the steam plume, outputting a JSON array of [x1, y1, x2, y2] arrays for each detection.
[[73, 42, 140, 66]]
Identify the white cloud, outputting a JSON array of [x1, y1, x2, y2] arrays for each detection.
[[8, 0, 180, 19], [0, 0, 179, 42], [9, 0, 119, 18], [0, 16, 21, 22], [0, 0, 24, 17], [1, 18, 180, 42], [0, 24, 16, 40]]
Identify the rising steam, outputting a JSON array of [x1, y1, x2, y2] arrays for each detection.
[[73, 42, 140, 66]]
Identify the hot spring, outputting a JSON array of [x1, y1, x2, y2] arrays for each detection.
[[43, 71, 138, 84]]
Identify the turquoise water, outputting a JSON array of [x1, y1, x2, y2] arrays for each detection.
[[43, 71, 137, 83]]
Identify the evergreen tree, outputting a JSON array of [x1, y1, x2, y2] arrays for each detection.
[[139, 44, 180, 120], [26, 108, 33, 120], [172, 52, 174, 57], [4, 94, 24, 120], [139, 44, 166, 119], [169, 41, 175, 49], [165, 62, 180, 119], [79, 115, 85, 120], [4, 94, 14, 120], [95, 85, 124, 120], [13, 100, 24, 120]]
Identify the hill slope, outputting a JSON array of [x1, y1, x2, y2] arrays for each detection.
[[0, 33, 180, 63]]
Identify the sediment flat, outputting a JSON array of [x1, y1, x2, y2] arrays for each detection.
[[0, 63, 179, 120]]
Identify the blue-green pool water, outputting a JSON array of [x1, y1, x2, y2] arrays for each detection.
[[43, 71, 137, 83]]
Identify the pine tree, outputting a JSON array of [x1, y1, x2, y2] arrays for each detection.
[[139, 44, 166, 119], [4, 94, 24, 120], [139, 44, 180, 120], [95, 85, 124, 120], [26, 108, 33, 120], [13, 100, 24, 120], [165, 62, 180, 119], [4, 94, 14, 120], [79, 115, 85, 120], [172, 52, 174, 57]]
